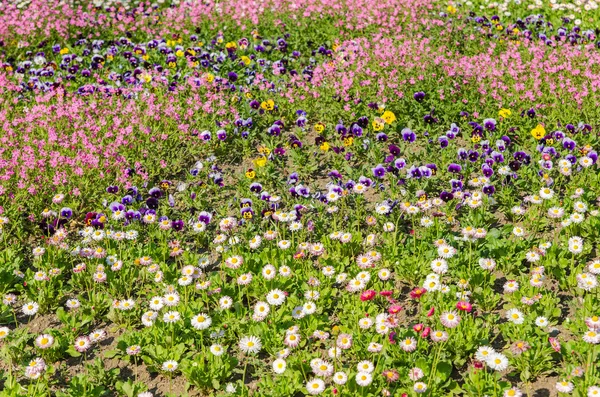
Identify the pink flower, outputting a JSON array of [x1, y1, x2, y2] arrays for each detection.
[[360, 290, 376, 302], [549, 337, 561, 352]]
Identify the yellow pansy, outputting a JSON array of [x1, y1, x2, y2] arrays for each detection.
[[372, 118, 385, 131], [531, 124, 546, 140], [254, 157, 267, 167], [382, 110, 397, 124], [261, 100, 275, 111], [498, 108, 511, 118]]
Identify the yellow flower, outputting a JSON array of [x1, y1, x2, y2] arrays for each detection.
[[343, 137, 354, 147], [320, 142, 330, 152], [203, 73, 215, 83], [106, 54, 114, 61], [258, 146, 271, 155], [245, 169, 256, 179], [225, 42, 237, 50], [175, 50, 184, 57], [241, 56, 251, 65], [254, 157, 267, 167], [496, 25, 504, 31], [245, 92, 253, 99], [142, 55, 149, 61], [498, 108, 511, 118], [140, 73, 152, 83], [471, 135, 481, 143], [447, 4, 457, 14], [382, 110, 396, 124], [372, 118, 385, 131], [261, 99, 275, 111], [314, 122, 325, 133], [531, 124, 546, 140], [168, 62, 177, 69], [60, 48, 69, 55]]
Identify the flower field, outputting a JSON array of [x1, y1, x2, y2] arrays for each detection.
[[2, 0, 600, 396]]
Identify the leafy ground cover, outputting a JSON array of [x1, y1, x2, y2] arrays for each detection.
[[1, 0, 600, 396]]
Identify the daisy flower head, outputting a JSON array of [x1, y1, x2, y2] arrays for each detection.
[[239, 335, 262, 354], [555, 380, 574, 394], [162, 360, 178, 372], [506, 308, 525, 325], [191, 313, 212, 330], [355, 371, 373, 387], [272, 358, 287, 374], [306, 378, 325, 395], [486, 352, 509, 371], [440, 311, 461, 328]]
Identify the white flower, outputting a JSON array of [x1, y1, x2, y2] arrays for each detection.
[[506, 308, 525, 325], [191, 313, 212, 330], [486, 353, 509, 371], [306, 378, 325, 395], [162, 360, 178, 372], [333, 371, 348, 385], [239, 336, 262, 354], [355, 371, 373, 387], [535, 317, 548, 327], [210, 344, 224, 356], [22, 302, 39, 316], [555, 380, 574, 393], [272, 358, 287, 374], [414, 382, 428, 393], [266, 289, 286, 306]]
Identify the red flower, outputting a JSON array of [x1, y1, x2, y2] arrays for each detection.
[[360, 290, 377, 301], [456, 301, 472, 312], [409, 287, 426, 299], [388, 304, 402, 314]]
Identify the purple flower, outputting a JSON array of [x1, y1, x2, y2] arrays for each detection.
[[413, 91, 425, 102], [60, 207, 73, 219], [438, 136, 449, 148], [372, 164, 386, 178], [394, 158, 406, 169], [389, 144, 401, 156], [217, 130, 227, 141], [198, 211, 212, 224], [106, 185, 119, 194], [402, 128, 416, 143], [562, 138, 576, 151], [440, 191, 454, 202], [376, 133, 388, 142], [171, 219, 184, 231], [482, 184, 496, 195], [483, 118, 496, 131], [448, 163, 462, 173]]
